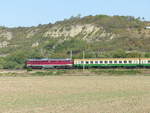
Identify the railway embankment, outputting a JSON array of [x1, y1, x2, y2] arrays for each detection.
[[0, 69, 150, 77]]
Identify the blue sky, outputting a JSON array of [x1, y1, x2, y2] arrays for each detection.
[[0, 0, 149, 27]]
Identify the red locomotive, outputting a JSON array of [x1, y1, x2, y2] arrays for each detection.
[[26, 58, 73, 69]]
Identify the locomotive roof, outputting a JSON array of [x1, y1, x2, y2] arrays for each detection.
[[27, 58, 72, 61]]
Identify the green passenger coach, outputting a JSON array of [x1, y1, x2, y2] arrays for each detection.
[[74, 58, 150, 68]]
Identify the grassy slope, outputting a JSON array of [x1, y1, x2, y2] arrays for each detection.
[[0, 15, 149, 57]]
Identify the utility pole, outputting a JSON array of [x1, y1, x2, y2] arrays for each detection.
[[83, 50, 85, 71], [139, 54, 141, 67], [70, 50, 72, 59]]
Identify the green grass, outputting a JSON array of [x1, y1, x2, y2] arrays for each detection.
[[91, 69, 142, 75], [0, 69, 147, 77]]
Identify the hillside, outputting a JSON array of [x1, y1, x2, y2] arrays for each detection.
[[0, 15, 150, 68]]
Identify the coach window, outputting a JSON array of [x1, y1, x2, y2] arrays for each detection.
[[90, 61, 93, 64], [148, 60, 150, 63], [143, 60, 147, 64], [124, 61, 127, 64], [109, 61, 112, 64], [100, 61, 103, 64], [114, 61, 117, 64], [95, 61, 98, 64], [81, 61, 84, 64], [119, 61, 122, 64], [129, 61, 132, 64], [86, 61, 89, 64], [105, 61, 108, 64], [133, 60, 137, 64], [142, 60, 146, 64]]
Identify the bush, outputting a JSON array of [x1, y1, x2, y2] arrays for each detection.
[[32, 70, 68, 76], [91, 69, 141, 75], [27, 68, 32, 72]]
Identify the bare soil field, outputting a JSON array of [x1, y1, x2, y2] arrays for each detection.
[[0, 75, 150, 113]]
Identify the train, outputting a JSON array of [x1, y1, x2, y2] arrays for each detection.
[[26, 58, 150, 69]]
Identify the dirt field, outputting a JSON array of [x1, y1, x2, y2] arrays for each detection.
[[0, 75, 150, 113]]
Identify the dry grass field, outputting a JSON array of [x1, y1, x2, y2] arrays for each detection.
[[0, 75, 150, 113]]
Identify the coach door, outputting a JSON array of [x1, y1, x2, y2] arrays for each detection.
[[140, 60, 147, 64]]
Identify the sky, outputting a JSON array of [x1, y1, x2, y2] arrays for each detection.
[[0, 0, 149, 27]]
